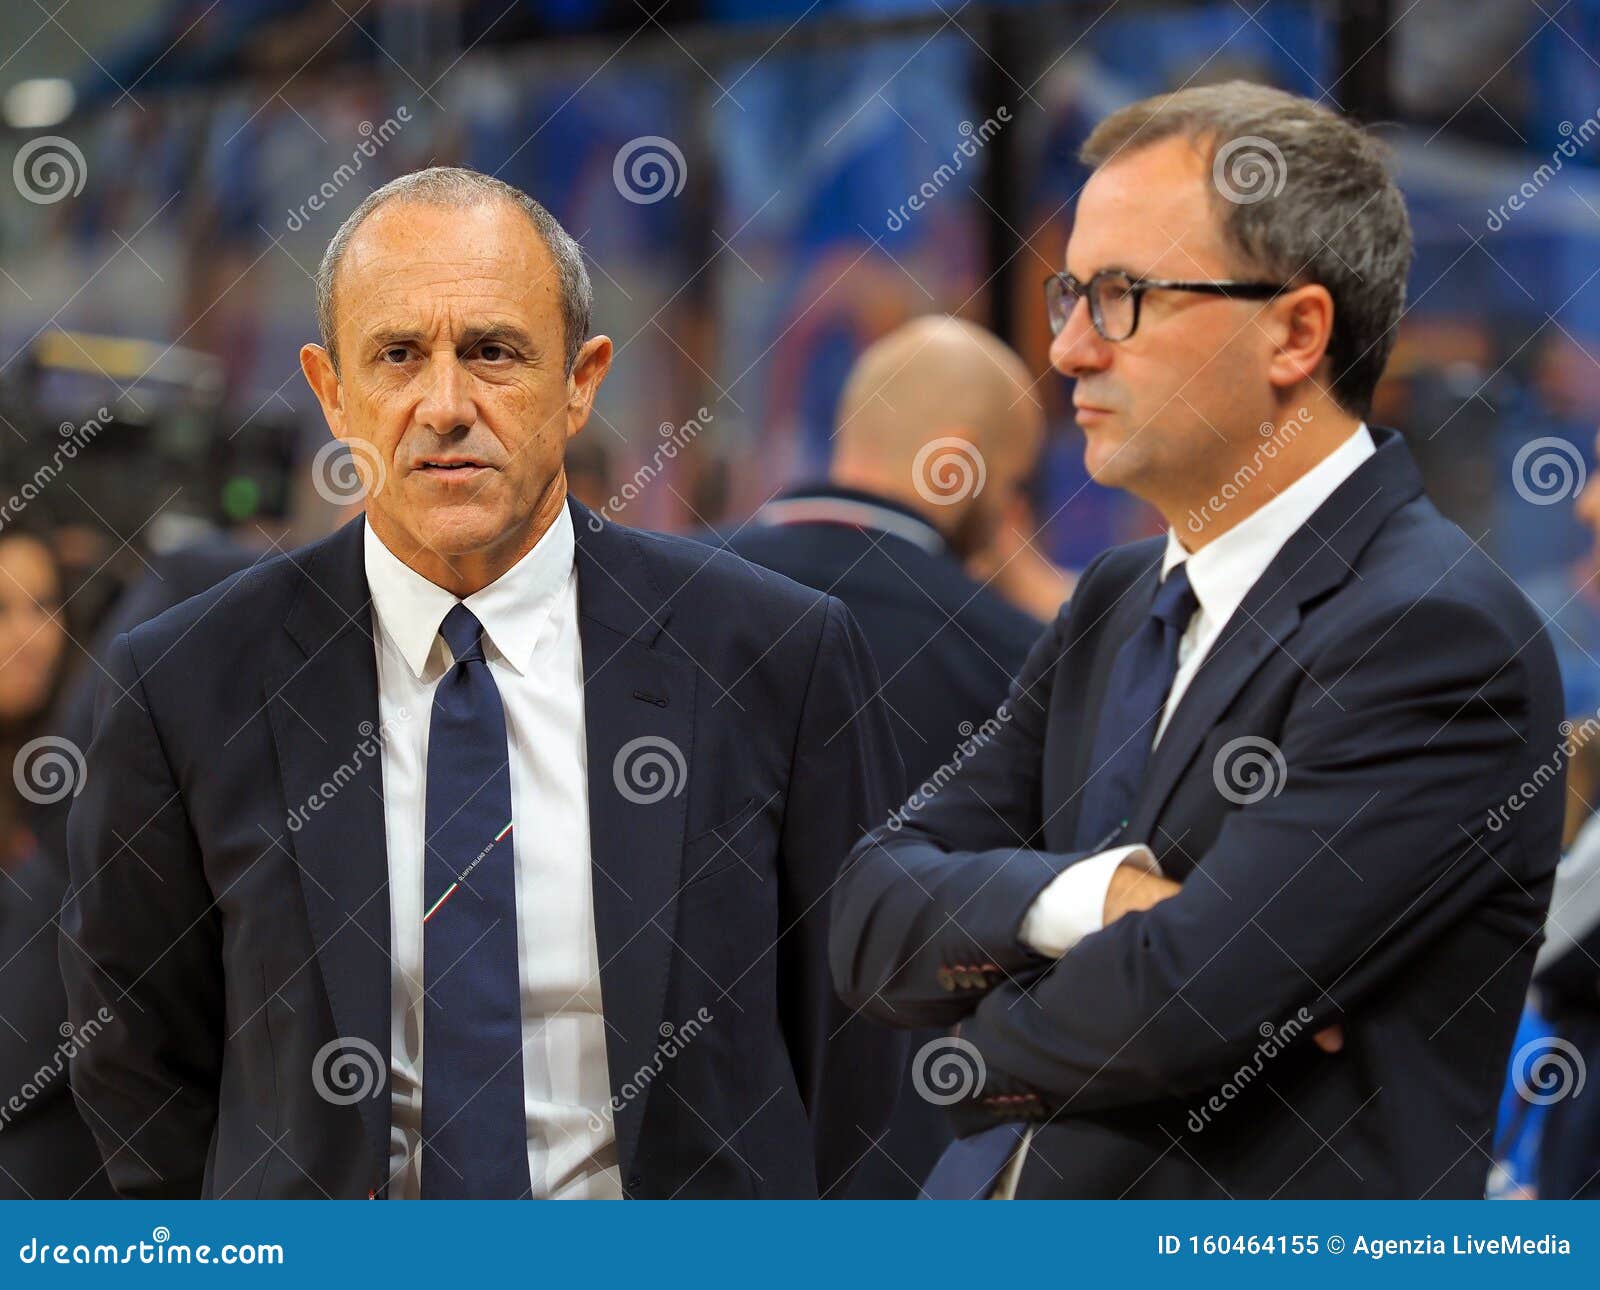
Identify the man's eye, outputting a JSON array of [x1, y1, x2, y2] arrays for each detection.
[[476, 343, 510, 362], [381, 346, 411, 364]]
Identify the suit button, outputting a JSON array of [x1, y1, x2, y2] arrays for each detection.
[[937, 966, 956, 991]]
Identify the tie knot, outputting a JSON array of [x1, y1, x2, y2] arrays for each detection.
[[1152, 563, 1198, 631], [439, 603, 485, 665]]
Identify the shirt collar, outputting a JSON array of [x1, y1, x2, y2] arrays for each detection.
[[1161, 423, 1376, 626], [363, 503, 576, 680], [757, 484, 947, 555]]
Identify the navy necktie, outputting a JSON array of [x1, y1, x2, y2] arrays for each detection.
[[922, 563, 1198, 1199], [420, 604, 531, 1199], [1072, 562, 1199, 850]]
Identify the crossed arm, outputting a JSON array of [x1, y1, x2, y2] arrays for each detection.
[[830, 594, 1543, 1115]]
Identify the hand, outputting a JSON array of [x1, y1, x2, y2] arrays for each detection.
[[1102, 860, 1181, 923], [1102, 859, 1345, 1054]]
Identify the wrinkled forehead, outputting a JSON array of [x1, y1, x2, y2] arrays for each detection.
[[1065, 135, 1235, 282], [334, 199, 562, 338]]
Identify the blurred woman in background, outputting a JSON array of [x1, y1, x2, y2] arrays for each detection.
[[0, 526, 69, 867], [0, 523, 112, 1198]]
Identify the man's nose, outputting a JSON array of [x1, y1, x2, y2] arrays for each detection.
[[415, 353, 477, 434], [1049, 295, 1113, 379]]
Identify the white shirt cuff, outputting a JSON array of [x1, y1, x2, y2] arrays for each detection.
[[1018, 845, 1161, 958]]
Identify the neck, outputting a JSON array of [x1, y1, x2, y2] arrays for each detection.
[[828, 460, 954, 537], [371, 472, 568, 598], [1163, 406, 1361, 552]]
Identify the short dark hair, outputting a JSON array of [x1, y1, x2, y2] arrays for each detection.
[[1081, 81, 1411, 417], [315, 166, 592, 375]]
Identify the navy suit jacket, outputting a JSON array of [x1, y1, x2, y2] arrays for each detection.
[[831, 428, 1565, 1198], [62, 497, 906, 1199], [714, 486, 1041, 1195]]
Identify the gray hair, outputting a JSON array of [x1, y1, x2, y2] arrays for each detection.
[[314, 166, 592, 375], [1080, 81, 1411, 417]]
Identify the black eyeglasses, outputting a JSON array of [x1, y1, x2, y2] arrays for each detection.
[[1044, 269, 1288, 342]]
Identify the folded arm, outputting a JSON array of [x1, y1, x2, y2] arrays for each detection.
[[957, 598, 1548, 1117]]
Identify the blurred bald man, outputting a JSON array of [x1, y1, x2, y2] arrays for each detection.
[[715, 315, 1050, 1195]]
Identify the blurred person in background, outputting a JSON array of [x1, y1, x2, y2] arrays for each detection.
[[964, 480, 1078, 624], [831, 81, 1563, 1199], [1524, 423, 1600, 719], [0, 524, 111, 1198], [0, 528, 68, 869], [1531, 731, 1600, 1198], [1496, 451, 1600, 1200], [562, 433, 613, 513], [712, 314, 1047, 1195]]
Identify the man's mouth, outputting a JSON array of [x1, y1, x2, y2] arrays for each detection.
[[417, 457, 491, 474]]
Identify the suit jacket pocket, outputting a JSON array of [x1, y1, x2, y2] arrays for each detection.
[[681, 795, 762, 889]]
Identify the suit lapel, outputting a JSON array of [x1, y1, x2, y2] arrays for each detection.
[[570, 500, 695, 1182], [263, 517, 392, 1185], [1128, 428, 1426, 841]]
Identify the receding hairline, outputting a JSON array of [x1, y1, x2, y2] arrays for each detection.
[[314, 167, 592, 375], [329, 192, 536, 310]]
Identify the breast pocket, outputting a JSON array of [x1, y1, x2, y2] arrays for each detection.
[[681, 794, 765, 889]]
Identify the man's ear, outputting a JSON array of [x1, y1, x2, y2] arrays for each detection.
[[300, 343, 347, 439], [565, 335, 614, 438], [1266, 284, 1335, 392]]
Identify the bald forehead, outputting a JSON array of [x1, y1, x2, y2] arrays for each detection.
[[337, 198, 556, 304]]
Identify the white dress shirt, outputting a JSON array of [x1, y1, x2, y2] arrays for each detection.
[[363, 505, 621, 1200], [1019, 424, 1376, 956]]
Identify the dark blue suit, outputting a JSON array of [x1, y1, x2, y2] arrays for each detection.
[[61, 497, 906, 1198], [831, 428, 1565, 1198], [714, 485, 1041, 1195]]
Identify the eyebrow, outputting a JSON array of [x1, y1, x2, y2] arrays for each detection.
[[366, 323, 539, 354]]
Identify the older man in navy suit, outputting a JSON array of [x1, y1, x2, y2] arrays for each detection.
[[62, 167, 904, 1199]]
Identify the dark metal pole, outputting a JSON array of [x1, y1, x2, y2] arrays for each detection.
[[1334, 0, 1396, 122]]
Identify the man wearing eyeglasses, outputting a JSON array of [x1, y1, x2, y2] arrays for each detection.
[[830, 81, 1564, 1198]]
